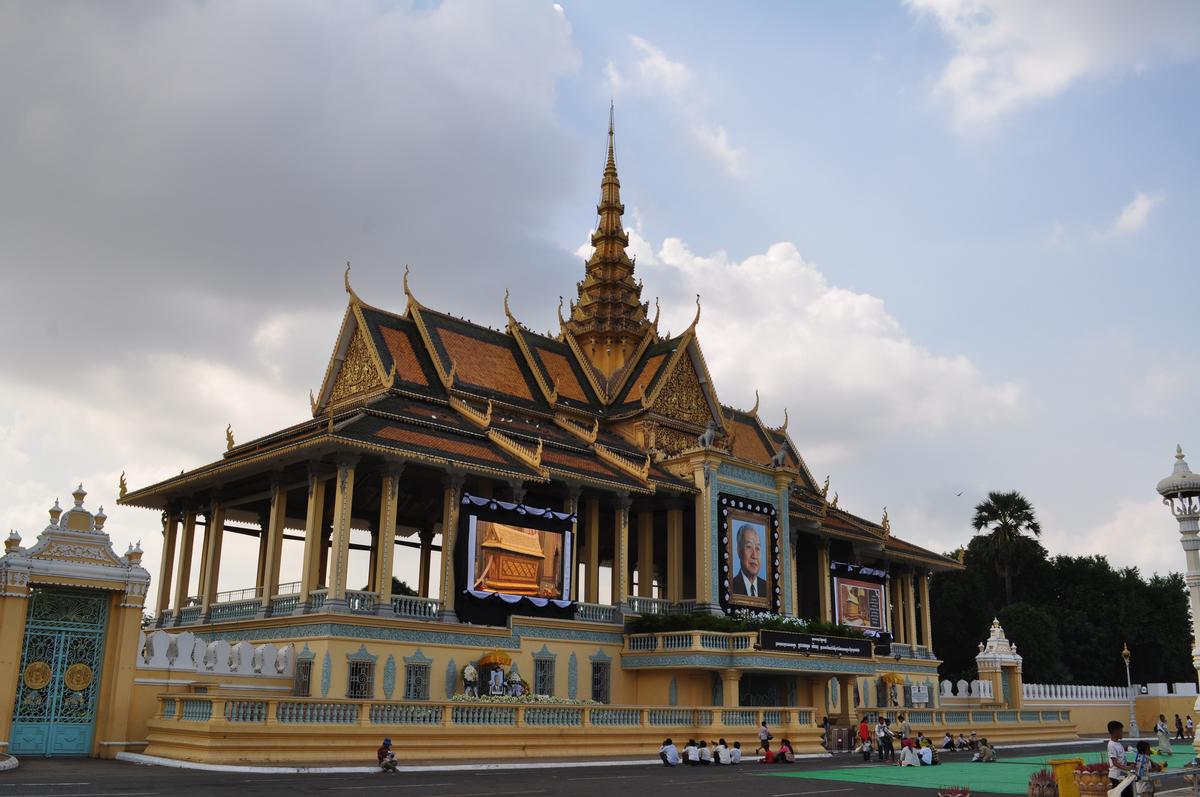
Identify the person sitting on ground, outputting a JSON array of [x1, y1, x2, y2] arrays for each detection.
[[698, 740, 713, 765], [683, 739, 700, 766], [730, 741, 743, 764], [377, 738, 398, 772], [955, 733, 970, 751], [919, 739, 935, 766], [713, 739, 730, 765], [941, 732, 954, 750], [915, 731, 926, 748], [760, 744, 777, 764], [900, 743, 921, 767], [969, 731, 979, 750], [659, 738, 681, 767], [774, 739, 795, 764], [972, 738, 997, 763]]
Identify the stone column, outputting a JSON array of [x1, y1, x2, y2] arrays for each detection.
[[299, 469, 328, 606], [584, 497, 600, 604], [612, 494, 631, 608], [375, 465, 402, 612], [565, 486, 581, 601], [666, 503, 683, 603], [417, 529, 434, 598], [326, 456, 358, 609], [692, 462, 714, 612], [637, 510, 654, 598], [155, 510, 178, 617], [889, 577, 902, 642], [905, 572, 919, 648], [259, 480, 287, 612], [173, 510, 197, 618], [437, 472, 466, 622], [920, 573, 933, 650], [817, 538, 832, 623], [199, 501, 225, 611], [838, 676, 857, 722], [254, 515, 269, 597], [721, 668, 741, 708], [774, 472, 794, 616]]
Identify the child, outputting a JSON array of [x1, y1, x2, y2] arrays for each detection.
[[683, 739, 700, 766], [729, 741, 742, 764], [899, 744, 920, 767], [712, 739, 730, 765], [858, 717, 873, 762], [1108, 721, 1132, 794], [776, 739, 795, 764], [941, 732, 954, 750], [1134, 739, 1164, 795], [955, 733, 970, 751], [659, 738, 681, 767], [377, 738, 398, 772], [698, 740, 713, 765], [972, 738, 997, 763]]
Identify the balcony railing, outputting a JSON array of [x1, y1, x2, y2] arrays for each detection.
[[628, 596, 670, 615], [392, 595, 441, 619], [207, 598, 261, 623], [346, 590, 377, 615], [624, 631, 759, 654], [574, 602, 619, 624]]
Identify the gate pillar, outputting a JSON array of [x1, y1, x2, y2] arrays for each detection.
[[0, 486, 151, 759]]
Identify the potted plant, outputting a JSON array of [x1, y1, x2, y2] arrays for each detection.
[[937, 788, 971, 797], [1028, 768, 1058, 797], [1074, 762, 1110, 795]]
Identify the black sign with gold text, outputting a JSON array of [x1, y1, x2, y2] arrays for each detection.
[[759, 629, 873, 658]]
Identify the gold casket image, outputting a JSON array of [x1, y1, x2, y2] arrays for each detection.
[[474, 522, 553, 596]]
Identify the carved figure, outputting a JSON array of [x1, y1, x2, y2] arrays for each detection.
[[225, 424, 235, 451], [769, 440, 790, 468], [698, 419, 717, 448]]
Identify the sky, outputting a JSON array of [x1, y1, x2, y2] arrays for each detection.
[[1, 0, 1198, 614]]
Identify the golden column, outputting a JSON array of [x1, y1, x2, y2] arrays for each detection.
[[905, 572, 919, 648], [889, 577, 903, 642], [817, 538, 832, 624], [375, 464, 402, 611], [720, 668, 741, 708], [437, 472, 466, 622], [692, 460, 713, 610], [584, 497, 600, 604], [259, 479, 287, 612], [636, 510, 654, 598], [300, 468, 328, 606], [919, 572, 933, 650], [198, 501, 225, 612], [566, 486, 582, 601], [154, 510, 178, 618], [417, 529, 434, 598], [666, 502, 684, 604], [612, 494, 631, 607], [326, 456, 358, 608], [172, 509, 197, 619]]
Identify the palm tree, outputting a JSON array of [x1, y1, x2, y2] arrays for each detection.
[[972, 490, 1042, 606]]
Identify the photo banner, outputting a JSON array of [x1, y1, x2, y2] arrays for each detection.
[[718, 494, 782, 613], [832, 576, 887, 635]]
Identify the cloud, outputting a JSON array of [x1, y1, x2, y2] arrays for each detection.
[[691, 124, 745, 177], [1105, 190, 1164, 237], [606, 35, 744, 177], [640, 237, 1022, 461], [906, 0, 1200, 129], [1044, 498, 1182, 576], [606, 36, 693, 96]]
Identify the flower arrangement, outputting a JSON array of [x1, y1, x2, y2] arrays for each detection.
[[626, 609, 865, 638], [449, 693, 600, 705], [1074, 762, 1111, 795], [1027, 768, 1058, 797], [936, 786, 971, 796]]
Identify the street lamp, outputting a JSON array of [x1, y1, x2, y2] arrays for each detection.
[[1156, 444, 1200, 754], [1122, 642, 1138, 737]]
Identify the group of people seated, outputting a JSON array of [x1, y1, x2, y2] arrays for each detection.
[[939, 730, 981, 751], [659, 738, 745, 766]]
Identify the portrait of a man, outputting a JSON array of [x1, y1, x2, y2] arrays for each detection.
[[727, 512, 771, 605]]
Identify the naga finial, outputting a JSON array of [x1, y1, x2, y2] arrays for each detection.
[[688, 293, 701, 330], [343, 261, 353, 296], [503, 288, 516, 329], [403, 264, 415, 306], [830, 492, 839, 510], [118, 471, 128, 500], [881, 507, 891, 535], [821, 475, 830, 500], [749, 389, 760, 416], [652, 297, 661, 332], [225, 424, 235, 451], [780, 407, 789, 432]]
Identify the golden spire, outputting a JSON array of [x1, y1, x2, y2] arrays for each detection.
[[562, 105, 653, 377], [225, 424, 235, 451]]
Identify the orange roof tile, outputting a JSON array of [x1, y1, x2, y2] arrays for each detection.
[[537, 348, 588, 403], [379, 325, 429, 387], [375, 425, 507, 464], [730, 416, 773, 464], [437, 328, 533, 401], [624, 352, 668, 403]]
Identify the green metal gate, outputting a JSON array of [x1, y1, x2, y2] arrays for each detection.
[[9, 589, 109, 756]]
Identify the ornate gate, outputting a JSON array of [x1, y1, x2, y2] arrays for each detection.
[[10, 589, 109, 756]]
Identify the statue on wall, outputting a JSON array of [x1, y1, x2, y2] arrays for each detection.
[[698, 419, 717, 448]]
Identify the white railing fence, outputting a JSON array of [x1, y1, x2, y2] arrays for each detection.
[[137, 629, 295, 678]]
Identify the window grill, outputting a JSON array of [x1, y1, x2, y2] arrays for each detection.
[[404, 663, 430, 701], [590, 661, 610, 704], [293, 659, 312, 697], [534, 659, 555, 697], [348, 660, 374, 700]]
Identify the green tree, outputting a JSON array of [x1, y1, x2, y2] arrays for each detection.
[[995, 603, 1069, 683], [972, 490, 1042, 606]]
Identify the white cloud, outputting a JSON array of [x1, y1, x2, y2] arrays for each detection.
[[1043, 498, 1182, 576], [691, 124, 745, 177], [907, 0, 1200, 129], [606, 35, 744, 177], [642, 237, 1022, 460], [1105, 190, 1164, 237]]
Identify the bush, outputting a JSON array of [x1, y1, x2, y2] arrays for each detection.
[[625, 610, 865, 639]]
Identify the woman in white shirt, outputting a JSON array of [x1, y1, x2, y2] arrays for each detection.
[[712, 739, 730, 765]]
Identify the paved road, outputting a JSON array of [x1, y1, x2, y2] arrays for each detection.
[[0, 743, 1113, 797]]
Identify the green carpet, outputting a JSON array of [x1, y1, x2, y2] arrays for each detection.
[[762, 751, 1197, 795]]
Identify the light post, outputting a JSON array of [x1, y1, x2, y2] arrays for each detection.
[[1122, 643, 1138, 737], [1156, 444, 1200, 755]]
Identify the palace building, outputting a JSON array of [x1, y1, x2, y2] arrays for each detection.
[[3, 115, 1082, 765]]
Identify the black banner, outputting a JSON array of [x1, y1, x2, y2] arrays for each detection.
[[759, 629, 873, 658]]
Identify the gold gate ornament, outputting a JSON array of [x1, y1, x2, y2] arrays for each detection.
[[23, 661, 52, 691], [64, 662, 94, 691]]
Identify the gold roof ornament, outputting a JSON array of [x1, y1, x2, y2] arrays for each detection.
[[343, 261, 357, 301], [118, 471, 128, 500], [881, 507, 891, 537], [225, 424, 235, 452], [749, 389, 760, 417], [779, 407, 789, 433], [830, 492, 839, 510]]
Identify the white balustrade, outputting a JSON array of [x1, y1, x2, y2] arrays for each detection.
[[137, 629, 294, 677]]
